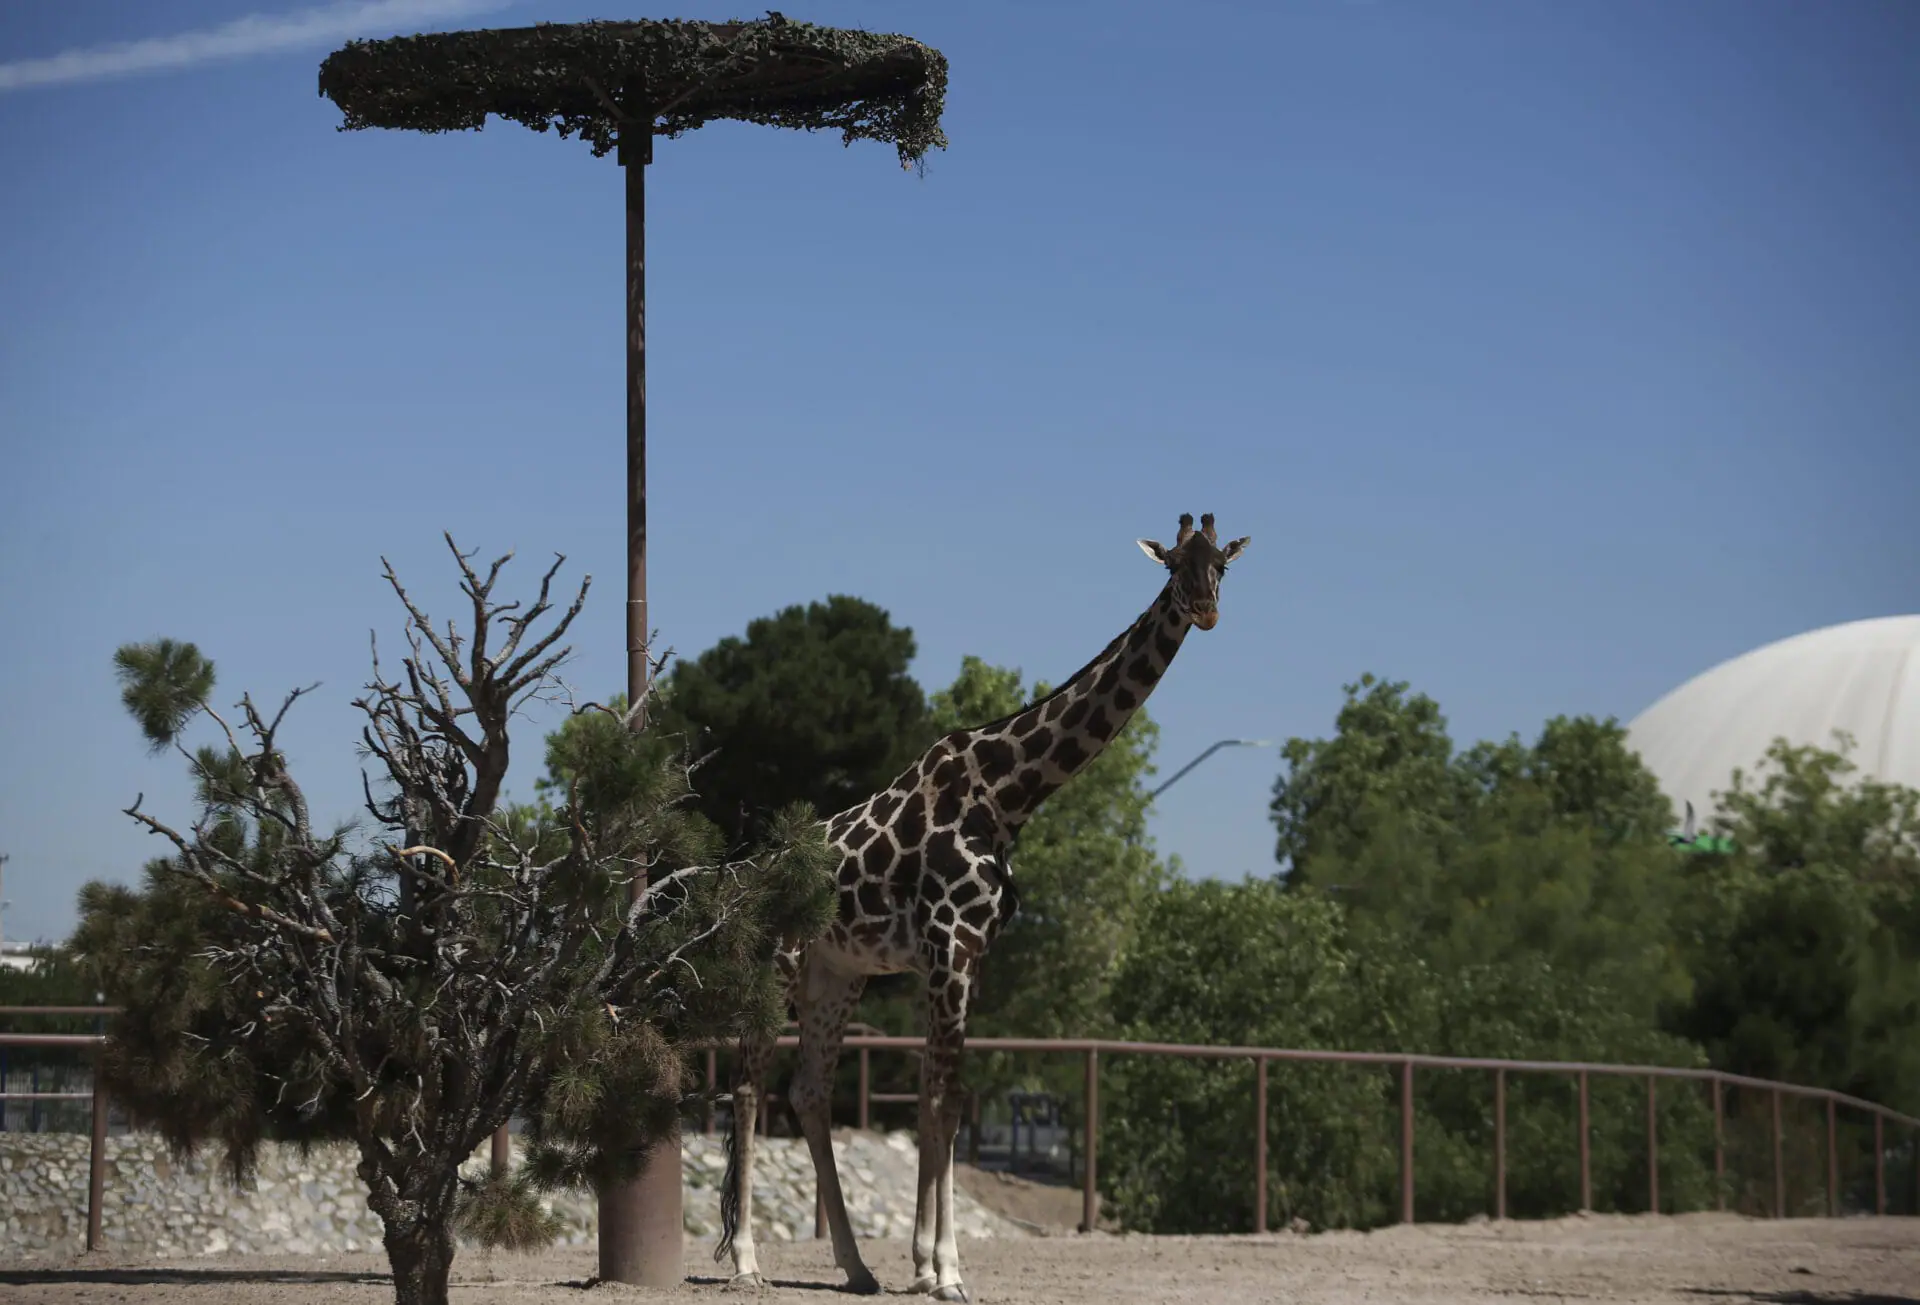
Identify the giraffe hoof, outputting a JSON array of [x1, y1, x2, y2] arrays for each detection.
[[908, 1275, 938, 1295], [844, 1269, 882, 1295], [727, 1271, 768, 1291], [931, 1286, 971, 1304]]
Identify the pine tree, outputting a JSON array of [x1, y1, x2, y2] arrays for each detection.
[[73, 537, 834, 1305]]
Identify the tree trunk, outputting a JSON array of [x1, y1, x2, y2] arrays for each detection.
[[383, 1215, 457, 1305]]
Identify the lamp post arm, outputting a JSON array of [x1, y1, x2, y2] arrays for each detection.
[[1148, 739, 1272, 801]]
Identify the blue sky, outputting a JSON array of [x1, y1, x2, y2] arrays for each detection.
[[2, 0, 1916, 945]]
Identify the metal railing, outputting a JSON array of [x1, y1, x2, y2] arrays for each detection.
[[770, 1035, 1920, 1235], [5, 1009, 1916, 1254], [0, 1006, 117, 1251]]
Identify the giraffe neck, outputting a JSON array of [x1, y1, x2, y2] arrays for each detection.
[[956, 583, 1190, 831]]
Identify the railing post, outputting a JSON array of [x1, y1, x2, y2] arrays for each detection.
[[1771, 1089, 1784, 1219], [1712, 1077, 1725, 1211], [1577, 1070, 1591, 1213], [86, 1061, 107, 1253], [1494, 1067, 1506, 1222], [1874, 1112, 1885, 1216], [491, 1123, 511, 1176], [858, 1047, 870, 1132], [1400, 1060, 1415, 1224], [1254, 1056, 1268, 1234], [1646, 1076, 1659, 1215], [1081, 1048, 1099, 1234], [1912, 1125, 1919, 1218], [1826, 1097, 1838, 1218]]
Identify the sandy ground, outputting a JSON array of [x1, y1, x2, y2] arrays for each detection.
[[3, 1214, 1916, 1304], [951, 1165, 1095, 1234]]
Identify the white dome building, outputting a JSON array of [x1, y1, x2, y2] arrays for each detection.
[[1625, 615, 1920, 823]]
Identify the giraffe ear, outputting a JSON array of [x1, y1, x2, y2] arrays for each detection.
[[1222, 536, 1251, 563], [1137, 538, 1171, 564]]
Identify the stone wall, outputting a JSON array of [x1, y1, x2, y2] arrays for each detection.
[[0, 1129, 1021, 1260]]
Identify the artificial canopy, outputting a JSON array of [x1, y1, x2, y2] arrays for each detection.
[[316, 12, 949, 167]]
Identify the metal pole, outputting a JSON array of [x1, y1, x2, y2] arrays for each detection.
[[85, 1059, 107, 1252], [622, 136, 652, 724], [1712, 1078, 1725, 1211], [1646, 1077, 1659, 1214], [1399, 1060, 1415, 1224], [1826, 1097, 1838, 1218], [1494, 1067, 1506, 1221], [1874, 1112, 1885, 1216], [1081, 1049, 1099, 1233], [597, 124, 681, 1291], [706, 1050, 717, 1135], [1771, 1089, 1784, 1219], [1253, 1057, 1268, 1233], [858, 1048, 870, 1132], [1578, 1071, 1591, 1213], [491, 1124, 511, 1176]]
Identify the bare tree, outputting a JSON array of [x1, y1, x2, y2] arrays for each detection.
[[80, 536, 833, 1305]]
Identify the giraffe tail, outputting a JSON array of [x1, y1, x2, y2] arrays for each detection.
[[715, 1084, 744, 1263]]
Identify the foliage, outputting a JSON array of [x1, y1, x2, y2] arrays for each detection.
[[560, 595, 930, 846], [0, 944, 97, 1012], [1670, 736, 1920, 1116], [0, 946, 102, 1125], [1100, 880, 1402, 1233], [318, 14, 949, 171], [1274, 677, 1688, 1024], [71, 539, 835, 1305], [452, 1171, 567, 1252], [1097, 875, 1719, 1234], [1091, 676, 1727, 1233]]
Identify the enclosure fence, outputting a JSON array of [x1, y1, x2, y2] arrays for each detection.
[[5, 1009, 1916, 1253]]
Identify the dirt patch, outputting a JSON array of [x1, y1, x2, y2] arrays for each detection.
[[3, 1213, 1916, 1304], [952, 1163, 1099, 1234]]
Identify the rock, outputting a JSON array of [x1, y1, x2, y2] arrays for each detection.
[[0, 1128, 1026, 1260]]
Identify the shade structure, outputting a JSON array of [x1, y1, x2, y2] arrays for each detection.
[[317, 16, 948, 167]]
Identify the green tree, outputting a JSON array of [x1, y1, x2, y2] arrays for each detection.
[[1239, 675, 1714, 1225], [1273, 677, 1683, 1016], [1100, 879, 1403, 1233], [73, 542, 835, 1305], [637, 595, 930, 843], [0, 945, 101, 1131], [1270, 674, 1459, 877], [1672, 737, 1920, 1116]]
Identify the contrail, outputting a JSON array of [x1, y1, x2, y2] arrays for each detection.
[[0, 0, 512, 93]]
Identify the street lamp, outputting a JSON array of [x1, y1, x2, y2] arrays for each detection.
[[1149, 739, 1273, 800]]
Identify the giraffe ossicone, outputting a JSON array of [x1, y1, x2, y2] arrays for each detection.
[[716, 513, 1250, 1300]]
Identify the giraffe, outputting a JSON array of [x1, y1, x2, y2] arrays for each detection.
[[717, 513, 1250, 1301]]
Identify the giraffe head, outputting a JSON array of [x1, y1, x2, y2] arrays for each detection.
[[1135, 512, 1250, 631]]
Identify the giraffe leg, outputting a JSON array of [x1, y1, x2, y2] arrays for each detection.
[[720, 948, 797, 1289], [910, 965, 973, 1302], [788, 955, 880, 1294], [719, 1028, 775, 1289]]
